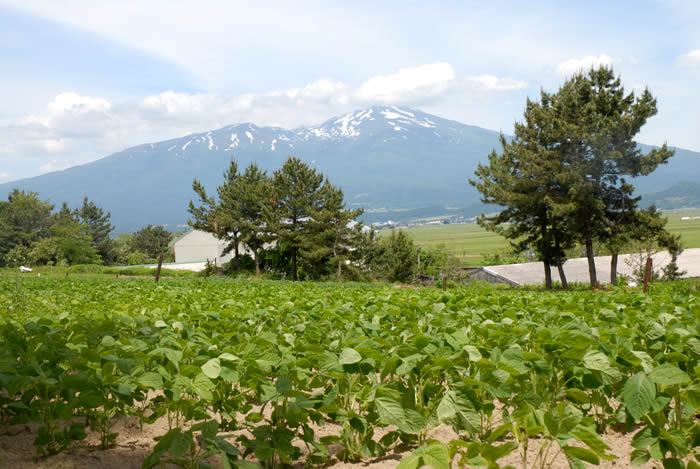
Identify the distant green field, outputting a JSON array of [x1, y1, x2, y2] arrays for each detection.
[[386, 208, 700, 266]]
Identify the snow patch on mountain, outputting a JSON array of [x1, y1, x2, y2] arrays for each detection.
[[245, 131, 254, 143]]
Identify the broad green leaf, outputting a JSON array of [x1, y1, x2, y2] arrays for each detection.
[[648, 364, 691, 386], [170, 430, 192, 458], [582, 350, 610, 371], [201, 358, 221, 379], [398, 441, 449, 469], [138, 372, 163, 389], [630, 449, 651, 466], [463, 345, 482, 362], [624, 373, 656, 420], [339, 347, 362, 365], [192, 373, 215, 400], [563, 446, 599, 465]]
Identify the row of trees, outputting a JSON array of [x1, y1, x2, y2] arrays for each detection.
[[471, 66, 682, 288], [189, 156, 420, 282], [0, 189, 174, 267]]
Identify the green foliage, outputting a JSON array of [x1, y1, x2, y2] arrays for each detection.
[[371, 229, 417, 282], [129, 224, 173, 260], [0, 191, 117, 267], [1, 276, 698, 467], [75, 196, 116, 264], [471, 66, 675, 288]]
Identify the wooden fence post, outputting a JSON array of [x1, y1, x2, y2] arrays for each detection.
[[643, 256, 653, 294], [155, 252, 164, 282]]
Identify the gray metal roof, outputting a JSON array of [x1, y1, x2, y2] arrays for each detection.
[[474, 248, 700, 286]]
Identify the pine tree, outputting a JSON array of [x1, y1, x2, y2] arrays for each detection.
[[189, 160, 243, 269], [271, 157, 324, 281], [75, 196, 116, 264], [471, 91, 576, 289], [304, 181, 364, 282], [236, 163, 274, 276], [557, 67, 674, 286]]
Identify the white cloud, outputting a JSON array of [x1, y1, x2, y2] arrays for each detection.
[[470, 75, 527, 91], [0, 171, 10, 181], [679, 49, 700, 66], [555, 54, 614, 76], [355, 63, 456, 102]]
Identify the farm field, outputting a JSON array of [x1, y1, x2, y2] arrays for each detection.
[[0, 276, 698, 468], [392, 208, 700, 265]]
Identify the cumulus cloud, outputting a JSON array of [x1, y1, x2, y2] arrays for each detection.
[[355, 62, 456, 102], [555, 54, 614, 76], [470, 75, 527, 91]]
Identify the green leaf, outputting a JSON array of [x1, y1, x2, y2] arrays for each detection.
[[398, 441, 449, 469], [464, 345, 482, 362], [192, 373, 215, 400], [170, 429, 192, 458], [375, 390, 422, 433], [571, 428, 612, 457], [649, 364, 691, 386], [563, 446, 599, 465], [201, 357, 221, 379], [662, 458, 684, 469], [582, 350, 610, 371], [630, 449, 651, 466], [624, 372, 656, 421], [138, 372, 163, 389], [339, 347, 362, 365]]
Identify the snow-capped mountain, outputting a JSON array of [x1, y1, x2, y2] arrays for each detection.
[[1, 106, 697, 232]]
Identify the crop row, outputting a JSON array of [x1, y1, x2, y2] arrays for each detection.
[[0, 277, 698, 468]]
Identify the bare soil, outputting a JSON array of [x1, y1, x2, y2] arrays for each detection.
[[0, 414, 655, 469]]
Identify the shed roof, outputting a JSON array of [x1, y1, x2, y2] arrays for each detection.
[[473, 248, 700, 286]]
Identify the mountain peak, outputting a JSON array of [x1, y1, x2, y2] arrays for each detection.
[[296, 105, 438, 140]]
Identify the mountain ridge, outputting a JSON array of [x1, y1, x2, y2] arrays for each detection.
[[1, 106, 698, 233]]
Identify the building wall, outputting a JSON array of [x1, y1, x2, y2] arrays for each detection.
[[174, 230, 233, 265]]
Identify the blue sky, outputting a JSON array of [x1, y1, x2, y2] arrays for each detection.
[[1, 0, 699, 182]]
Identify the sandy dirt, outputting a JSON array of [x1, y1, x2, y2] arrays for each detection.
[[0, 412, 658, 469]]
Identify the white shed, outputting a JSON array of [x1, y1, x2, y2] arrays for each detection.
[[173, 230, 234, 265]]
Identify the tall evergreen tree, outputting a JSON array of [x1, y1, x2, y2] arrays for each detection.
[[189, 160, 243, 268], [75, 196, 115, 264], [304, 181, 364, 282], [271, 157, 325, 281], [471, 92, 576, 289], [557, 67, 674, 286], [236, 163, 274, 276]]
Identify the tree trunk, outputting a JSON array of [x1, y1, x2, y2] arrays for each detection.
[[254, 250, 260, 278], [610, 253, 618, 286], [334, 246, 341, 283], [557, 262, 568, 290], [544, 262, 552, 289], [585, 238, 597, 287], [291, 246, 298, 281], [234, 237, 240, 270]]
